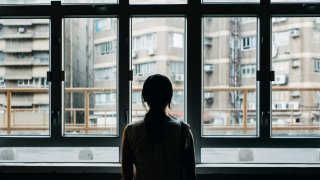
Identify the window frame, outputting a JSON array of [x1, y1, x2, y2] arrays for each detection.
[[0, 1, 320, 166]]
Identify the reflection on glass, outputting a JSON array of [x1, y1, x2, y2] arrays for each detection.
[[272, 17, 320, 137], [0, 19, 50, 136], [272, 0, 320, 2], [131, 17, 185, 122], [0, 0, 50, 4], [203, 0, 259, 3], [0, 147, 119, 162], [130, 0, 187, 4], [62, 0, 117, 3], [201, 148, 320, 163], [64, 18, 118, 135], [202, 17, 257, 136]]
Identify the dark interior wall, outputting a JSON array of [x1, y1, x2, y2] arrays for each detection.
[[0, 174, 320, 180]]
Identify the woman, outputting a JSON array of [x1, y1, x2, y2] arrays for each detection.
[[121, 74, 196, 180]]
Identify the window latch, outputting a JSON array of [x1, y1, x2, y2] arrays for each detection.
[[256, 71, 274, 82]]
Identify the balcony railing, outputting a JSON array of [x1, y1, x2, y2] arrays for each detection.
[[0, 87, 320, 135]]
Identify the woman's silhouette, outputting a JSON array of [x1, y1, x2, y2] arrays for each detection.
[[121, 74, 196, 180]]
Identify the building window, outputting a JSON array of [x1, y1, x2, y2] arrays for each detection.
[[132, 33, 156, 51], [273, 31, 289, 46], [314, 59, 320, 73], [169, 32, 184, 48], [0, 51, 4, 63], [0, 77, 5, 87], [170, 61, 184, 74], [241, 64, 256, 77], [96, 41, 116, 55], [34, 52, 49, 63], [95, 67, 116, 81], [95, 93, 116, 106], [241, 36, 256, 50], [95, 18, 111, 32], [17, 78, 48, 87], [132, 91, 141, 104], [133, 62, 155, 76]]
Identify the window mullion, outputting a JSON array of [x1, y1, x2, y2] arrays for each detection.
[[259, 10, 272, 141], [119, 0, 130, 163], [187, 0, 202, 164], [50, 2, 63, 140]]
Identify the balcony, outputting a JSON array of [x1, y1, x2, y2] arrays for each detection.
[[0, 87, 319, 136]]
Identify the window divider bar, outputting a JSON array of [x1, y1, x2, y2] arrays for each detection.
[[259, 12, 272, 140], [187, 0, 202, 164], [50, 1, 63, 140]]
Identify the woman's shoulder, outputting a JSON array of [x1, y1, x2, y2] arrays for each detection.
[[125, 120, 145, 133]]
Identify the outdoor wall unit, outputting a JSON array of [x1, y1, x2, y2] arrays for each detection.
[[273, 74, 287, 85], [132, 50, 138, 59], [289, 29, 300, 38], [147, 48, 155, 56], [204, 64, 214, 73], [173, 73, 184, 82]]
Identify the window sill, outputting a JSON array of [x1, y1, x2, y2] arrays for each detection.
[[1, 163, 320, 174]]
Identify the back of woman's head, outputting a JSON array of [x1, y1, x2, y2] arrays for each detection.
[[142, 74, 173, 111], [141, 74, 173, 143]]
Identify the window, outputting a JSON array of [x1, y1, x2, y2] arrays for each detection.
[[0, 77, 5, 87], [314, 59, 320, 73], [170, 61, 184, 74], [94, 67, 116, 80], [241, 64, 256, 77], [169, 32, 184, 48], [133, 62, 155, 76], [95, 19, 111, 32], [132, 33, 156, 51], [273, 31, 289, 46], [0, 51, 4, 63], [96, 41, 116, 55], [241, 36, 256, 50], [1, 0, 320, 166]]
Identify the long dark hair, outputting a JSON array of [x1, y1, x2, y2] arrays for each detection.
[[141, 74, 173, 143]]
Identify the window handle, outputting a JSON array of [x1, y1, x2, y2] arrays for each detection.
[[261, 111, 269, 126], [52, 110, 59, 126], [123, 109, 129, 125]]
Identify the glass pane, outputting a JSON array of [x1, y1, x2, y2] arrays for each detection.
[[272, 0, 320, 3], [271, 17, 320, 137], [202, 17, 258, 136], [64, 18, 118, 136], [130, 0, 187, 4], [0, 147, 118, 162], [203, 0, 259, 3], [201, 148, 320, 163], [0, 0, 50, 4], [0, 19, 50, 136], [62, 0, 117, 4], [131, 17, 185, 122]]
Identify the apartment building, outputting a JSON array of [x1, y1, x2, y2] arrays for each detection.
[[0, 19, 50, 135]]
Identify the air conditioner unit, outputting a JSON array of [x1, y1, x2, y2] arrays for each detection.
[[290, 91, 300, 98], [132, 50, 138, 58], [18, 27, 25, 33], [289, 29, 300, 38], [272, 103, 277, 110], [136, 73, 147, 81], [204, 92, 214, 99], [204, 37, 212, 46], [276, 102, 288, 110], [248, 103, 256, 110], [315, 18, 320, 24], [204, 64, 214, 73], [273, 75, 287, 85], [288, 102, 299, 110], [291, 60, 300, 68], [147, 48, 155, 56], [173, 74, 184, 82]]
